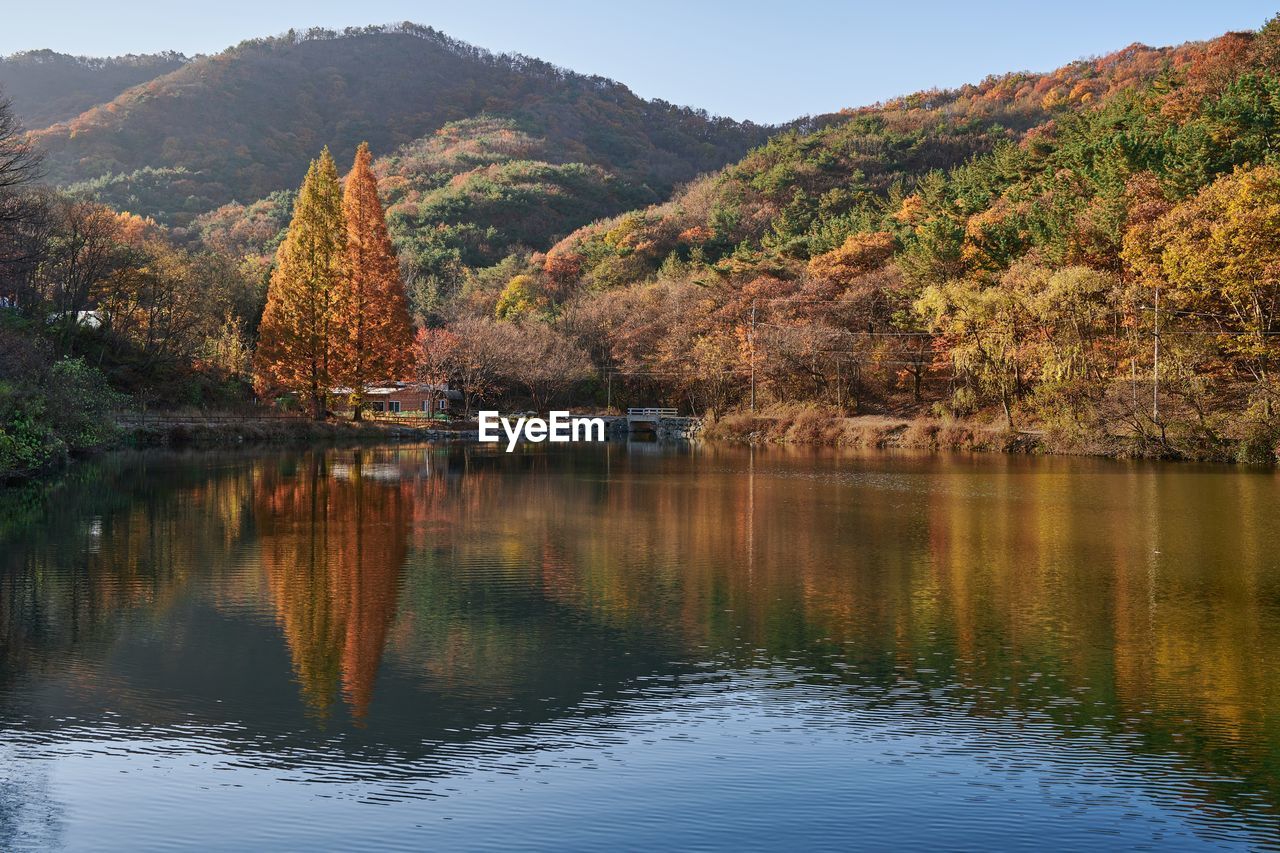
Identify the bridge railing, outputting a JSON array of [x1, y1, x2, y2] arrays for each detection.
[[626, 407, 680, 418]]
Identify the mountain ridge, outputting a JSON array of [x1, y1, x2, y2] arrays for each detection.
[[0, 48, 190, 129], [10, 23, 774, 226]]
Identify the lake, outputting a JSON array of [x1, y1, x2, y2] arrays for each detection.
[[1, 443, 1279, 850]]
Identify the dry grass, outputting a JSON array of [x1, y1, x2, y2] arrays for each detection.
[[703, 404, 1034, 454]]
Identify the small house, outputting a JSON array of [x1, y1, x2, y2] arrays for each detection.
[[332, 382, 462, 416]]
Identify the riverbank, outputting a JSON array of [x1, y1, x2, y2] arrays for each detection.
[[703, 409, 1038, 453], [122, 414, 478, 449], [700, 405, 1278, 465], [1, 415, 476, 485], [7, 403, 1273, 488]]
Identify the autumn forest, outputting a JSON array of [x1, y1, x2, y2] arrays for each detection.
[[6, 17, 1280, 475]]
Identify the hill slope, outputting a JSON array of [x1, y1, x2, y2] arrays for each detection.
[[192, 30, 1243, 314], [27, 24, 773, 225], [0, 49, 188, 129], [547, 36, 1238, 287], [191, 116, 665, 297]]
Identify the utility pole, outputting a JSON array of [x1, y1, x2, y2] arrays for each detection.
[[1131, 334, 1139, 408], [1152, 285, 1160, 422], [749, 300, 757, 412], [835, 356, 841, 410]]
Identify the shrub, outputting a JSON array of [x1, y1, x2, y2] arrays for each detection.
[[46, 358, 124, 453], [1236, 419, 1280, 465], [0, 344, 122, 479]]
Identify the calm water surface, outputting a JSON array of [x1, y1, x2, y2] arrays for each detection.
[[1, 443, 1279, 850]]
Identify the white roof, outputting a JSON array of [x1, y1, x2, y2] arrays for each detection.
[[331, 382, 451, 396]]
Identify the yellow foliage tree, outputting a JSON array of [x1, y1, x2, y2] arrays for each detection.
[[254, 149, 347, 419], [1123, 164, 1280, 409], [494, 274, 547, 320], [806, 232, 896, 286]]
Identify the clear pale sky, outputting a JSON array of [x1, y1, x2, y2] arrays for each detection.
[[3, 1, 1277, 123]]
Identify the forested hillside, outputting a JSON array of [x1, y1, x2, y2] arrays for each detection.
[[193, 117, 664, 302], [548, 37, 1218, 285], [0, 50, 188, 129], [195, 27, 1209, 332], [424, 21, 1280, 460], [19, 24, 772, 226]]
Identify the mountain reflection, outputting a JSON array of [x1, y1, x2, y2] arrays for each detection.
[[0, 444, 1279, 838]]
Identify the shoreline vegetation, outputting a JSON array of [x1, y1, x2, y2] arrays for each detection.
[[115, 405, 1280, 463], [4, 398, 1275, 486], [0, 413, 468, 484], [123, 413, 470, 449], [701, 403, 1275, 463], [700, 406, 1098, 457]]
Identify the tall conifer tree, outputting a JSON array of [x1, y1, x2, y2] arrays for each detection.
[[254, 148, 347, 419], [335, 142, 414, 418]]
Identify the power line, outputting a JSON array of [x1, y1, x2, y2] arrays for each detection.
[[753, 322, 935, 336]]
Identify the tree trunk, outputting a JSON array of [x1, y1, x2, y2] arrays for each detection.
[[310, 381, 325, 421]]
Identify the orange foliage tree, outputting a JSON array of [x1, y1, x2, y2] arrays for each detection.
[[335, 142, 414, 417]]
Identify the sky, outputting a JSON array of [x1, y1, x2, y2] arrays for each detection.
[[3, 1, 1278, 123]]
